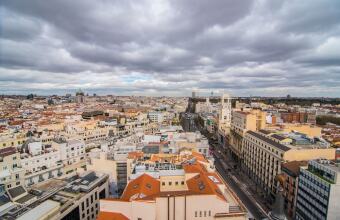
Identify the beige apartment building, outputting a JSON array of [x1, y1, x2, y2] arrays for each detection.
[[243, 130, 335, 200], [0, 147, 25, 191], [229, 109, 266, 165], [0, 132, 27, 149]]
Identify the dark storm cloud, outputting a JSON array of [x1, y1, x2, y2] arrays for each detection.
[[0, 0, 340, 96]]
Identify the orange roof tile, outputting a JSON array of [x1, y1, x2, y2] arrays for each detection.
[[191, 151, 208, 163], [127, 151, 144, 159], [186, 172, 226, 201], [184, 162, 226, 202], [97, 211, 129, 220], [183, 162, 207, 173], [121, 174, 160, 201]]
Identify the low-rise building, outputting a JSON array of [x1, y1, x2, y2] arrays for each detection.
[[167, 132, 210, 157], [98, 152, 247, 220], [52, 138, 86, 169], [148, 111, 164, 123], [0, 147, 25, 192], [20, 142, 62, 186], [280, 161, 307, 219]]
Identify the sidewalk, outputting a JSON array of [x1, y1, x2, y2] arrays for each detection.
[[216, 143, 272, 213]]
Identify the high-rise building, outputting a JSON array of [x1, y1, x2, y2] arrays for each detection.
[[295, 159, 340, 220]]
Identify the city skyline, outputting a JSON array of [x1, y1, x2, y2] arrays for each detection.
[[1, 0, 340, 97]]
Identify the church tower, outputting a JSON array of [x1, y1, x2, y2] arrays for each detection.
[[219, 93, 231, 129]]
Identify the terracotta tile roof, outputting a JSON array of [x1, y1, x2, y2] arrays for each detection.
[[97, 211, 129, 220], [183, 162, 207, 173], [207, 172, 223, 183], [121, 174, 160, 201], [149, 154, 177, 163], [127, 151, 144, 159], [184, 162, 226, 202], [9, 120, 24, 126], [186, 170, 226, 202], [191, 151, 208, 163]]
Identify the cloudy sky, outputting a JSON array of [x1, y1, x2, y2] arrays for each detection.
[[1, 0, 340, 97]]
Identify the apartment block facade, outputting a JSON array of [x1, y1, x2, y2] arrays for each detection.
[[243, 131, 335, 200], [229, 109, 266, 165], [0, 147, 25, 192], [280, 161, 307, 219], [295, 160, 340, 220]]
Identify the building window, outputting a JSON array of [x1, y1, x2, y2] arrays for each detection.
[[162, 182, 165, 186], [204, 211, 206, 217], [175, 181, 178, 185], [169, 182, 172, 186], [181, 181, 185, 185], [208, 210, 211, 216], [199, 211, 202, 217], [195, 211, 197, 217], [82, 202, 84, 211]]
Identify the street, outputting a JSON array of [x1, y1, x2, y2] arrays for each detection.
[[214, 153, 269, 219], [181, 113, 270, 220]]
